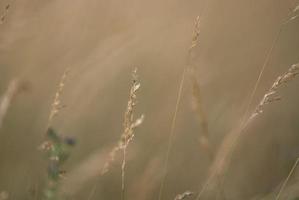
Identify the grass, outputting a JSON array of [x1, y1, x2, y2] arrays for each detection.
[[275, 157, 299, 200], [40, 67, 75, 200], [0, 1, 299, 200], [196, 62, 299, 199], [87, 69, 144, 200], [174, 191, 194, 200], [196, 2, 299, 198], [0, 79, 28, 129]]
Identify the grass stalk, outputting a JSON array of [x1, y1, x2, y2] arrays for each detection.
[[88, 69, 144, 200], [158, 5, 209, 198], [196, 63, 299, 200], [275, 157, 299, 200], [0, 79, 28, 129]]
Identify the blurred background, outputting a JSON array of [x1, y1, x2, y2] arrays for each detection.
[[0, 0, 299, 199]]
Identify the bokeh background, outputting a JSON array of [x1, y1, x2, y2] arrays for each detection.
[[0, 0, 299, 199]]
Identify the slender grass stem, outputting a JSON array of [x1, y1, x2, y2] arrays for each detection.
[[158, 67, 187, 200], [275, 158, 299, 200]]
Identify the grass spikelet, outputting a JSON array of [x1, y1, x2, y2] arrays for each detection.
[[286, 2, 299, 23], [101, 68, 144, 175], [47, 68, 70, 129], [121, 68, 144, 150], [99, 68, 144, 200], [120, 68, 144, 200], [187, 16, 212, 159], [189, 16, 200, 54], [174, 191, 194, 200], [250, 63, 299, 120]]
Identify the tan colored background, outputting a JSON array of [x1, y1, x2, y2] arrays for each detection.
[[0, 0, 298, 199]]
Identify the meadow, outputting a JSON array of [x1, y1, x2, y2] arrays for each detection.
[[0, 0, 299, 200]]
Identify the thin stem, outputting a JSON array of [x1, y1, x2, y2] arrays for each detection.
[[87, 183, 98, 200], [158, 68, 187, 200], [240, 26, 283, 127], [275, 157, 299, 200], [241, 0, 298, 127], [121, 147, 127, 200], [197, 4, 296, 198], [157, 2, 209, 199]]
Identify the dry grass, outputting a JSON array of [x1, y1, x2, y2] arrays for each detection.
[[101, 68, 144, 175], [187, 16, 213, 159], [0, 2, 298, 200], [174, 191, 194, 200], [120, 68, 144, 200], [196, 63, 299, 199], [275, 157, 299, 200], [47, 68, 70, 129], [195, 3, 299, 198], [158, 15, 204, 200], [0, 79, 29, 129], [88, 69, 144, 200], [250, 63, 299, 120]]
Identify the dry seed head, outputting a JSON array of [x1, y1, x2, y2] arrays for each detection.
[[101, 68, 144, 175], [121, 68, 144, 149], [187, 16, 212, 159], [251, 63, 299, 120], [48, 68, 70, 127], [101, 146, 121, 175], [285, 3, 299, 23], [174, 191, 194, 200], [189, 16, 200, 52]]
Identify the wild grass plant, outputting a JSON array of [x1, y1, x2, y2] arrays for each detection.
[[85, 69, 144, 200], [196, 62, 299, 199], [195, 2, 299, 199], [0, 79, 28, 129], [0, 1, 299, 200], [40, 68, 75, 200]]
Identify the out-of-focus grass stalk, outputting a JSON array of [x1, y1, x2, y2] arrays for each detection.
[[275, 157, 299, 200], [187, 16, 213, 159], [158, 8, 209, 199], [0, 79, 28, 129]]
